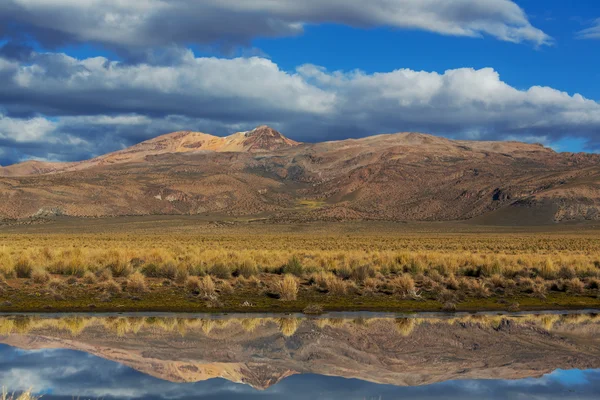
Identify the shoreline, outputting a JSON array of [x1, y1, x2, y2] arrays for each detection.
[[1, 292, 598, 314]]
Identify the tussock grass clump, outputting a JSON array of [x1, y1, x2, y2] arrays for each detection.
[[283, 256, 304, 277], [313, 272, 347, 295], [175, 268, 189, 285], [186, 276, 217, 298], [276, 274, 299, 301], [31, 268, 50, 284], [126, 271, 147, 293], [185, 276, 201, 293], [82, 271, 97, 285], [101, 279, 122, 294], [236, 259, 258, 278], [46, 278, 65, 291], [566, 278, 585, 294], [14, 256, 33, 279], [393, 274, 418, 299], [209, 263, 231, 279]]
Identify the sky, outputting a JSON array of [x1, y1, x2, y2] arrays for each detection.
[[0, 0, 599, 165], [1, 344, 599, 400]]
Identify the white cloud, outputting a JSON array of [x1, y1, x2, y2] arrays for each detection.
[[0, 0, 550, 49], [578, 18, 600, 39], [0, 113, 56, 142], [1, 50, 600, 164]]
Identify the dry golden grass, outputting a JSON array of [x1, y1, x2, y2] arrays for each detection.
[[126, 271, 147, 293], [0, 223, 599, 304], [276, 274, 299, 301]]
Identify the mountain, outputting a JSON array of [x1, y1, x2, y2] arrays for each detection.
[[1, 315, 600, 390], [0, 125, 599, 223]]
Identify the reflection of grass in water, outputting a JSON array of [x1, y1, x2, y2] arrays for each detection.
[[278, 318, 299, 337], [395, 318, 422, 337], [0, 313, 599, 338], [1, 389, 38, 400]]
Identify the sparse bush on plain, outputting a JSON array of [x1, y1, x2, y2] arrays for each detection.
[[82, 271, 97, 285], [126, 271, 147, 293], [14, 255, 33, 279], [31, 268, 50, 284], [277, 274, 298, 301], [209, 263, 231, 279], [566, 278, 585, 294], [283, 256, 304, 277], [393, 274, 418, 299], [236, 259, 258, 278]]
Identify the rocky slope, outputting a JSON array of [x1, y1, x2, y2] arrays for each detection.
[[0, 126, 599, 223]]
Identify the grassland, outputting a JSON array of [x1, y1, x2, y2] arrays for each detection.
[[0, 217, 599, 312]]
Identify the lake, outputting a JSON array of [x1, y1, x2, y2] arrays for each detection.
[[0, 311, 599, 399]]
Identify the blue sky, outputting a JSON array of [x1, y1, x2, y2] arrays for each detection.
[[0, 0, 599, 164]]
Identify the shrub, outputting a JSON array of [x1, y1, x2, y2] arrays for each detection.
[[470, 280, 491, 298], [490, 274, 507, 289], [107, 252, 132, 278], [445, 274, 459, 290], [276, 274, 298, 301], [393, 274, 418, 299], [587, 278, 600, 290], [219, 280, 234, 295], [209, 263, 231, 279], [539, 259, 557, 280], [532, 282, 547, 299], [101, 279, 122, 294], [31, 269, 50, 284], [324, 274, 347, 295], [97, 269, 113, 282], [126, 271, 147, 293], [185, 276, 201, 293], [47, 278, 65, 291], [14, 256, 33, 278], [363, 277, 379, 293], [558, 265, 576, 280], [199, 276, 216, 298], [283, 256, 304, 277], [175, 268, 189, 285], [566, 278, 585, 294], [352, 264, 375, 283], [82, 271, 97, 285], [186, 276, 216, 297], [236, 259, 258, 278]]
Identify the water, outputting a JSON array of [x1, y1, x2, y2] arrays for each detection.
[[0, 311, 599, 399]]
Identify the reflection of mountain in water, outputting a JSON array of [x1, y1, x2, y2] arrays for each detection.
[[1, 313, 599, 390]]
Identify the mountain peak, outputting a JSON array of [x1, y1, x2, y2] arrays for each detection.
[[240, 125, 300, 152]]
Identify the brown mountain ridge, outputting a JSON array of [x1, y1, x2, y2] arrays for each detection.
[[1, 125, 599, 223]]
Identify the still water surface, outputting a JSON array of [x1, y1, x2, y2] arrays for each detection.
[[0, 311, 599, 399]]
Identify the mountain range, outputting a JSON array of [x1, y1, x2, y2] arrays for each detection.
[[1, 125, 599, 223]]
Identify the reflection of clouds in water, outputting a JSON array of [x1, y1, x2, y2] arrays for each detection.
[[0, 345, 599, 400]]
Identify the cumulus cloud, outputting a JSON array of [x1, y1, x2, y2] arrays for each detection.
[[578, 18, 600, 39], [1, 50, 600, 164], [0, 0, 550, 52]]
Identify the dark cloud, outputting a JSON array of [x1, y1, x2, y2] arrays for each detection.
[[0, 0, 550, 56]]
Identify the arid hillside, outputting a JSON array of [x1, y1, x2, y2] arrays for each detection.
[[1, 126, 599, 223]]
